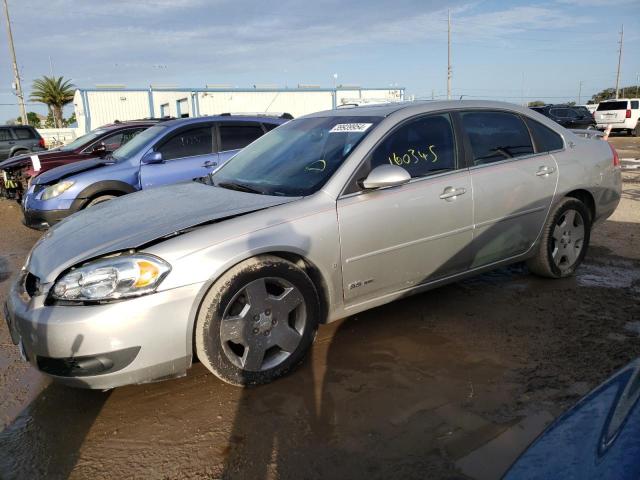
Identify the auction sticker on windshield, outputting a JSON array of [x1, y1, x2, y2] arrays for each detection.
[[329, 123, 373, 133]]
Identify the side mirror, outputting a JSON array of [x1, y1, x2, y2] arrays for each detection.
[[92, 143, 107, 156], [141, 151, 164, 165], [361, 164, 411, 190]]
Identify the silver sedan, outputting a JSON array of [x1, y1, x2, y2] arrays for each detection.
[[4, 101, 622, 388]]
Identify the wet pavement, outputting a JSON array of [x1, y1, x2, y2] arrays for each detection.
[[1, 137, 639, 479]]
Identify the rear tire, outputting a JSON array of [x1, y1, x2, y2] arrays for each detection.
[[632, 124, 640, 137], [195, 255, 320, 386], [527, 198, 591, 278], [85, 194, 116, 208]]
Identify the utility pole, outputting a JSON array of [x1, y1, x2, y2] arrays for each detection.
[[636, 73, 639, 98], [577, 80, 583, 105], [2, 0, 27, 125], [447, 9, 452, 100], [615, 24, 623, 99]]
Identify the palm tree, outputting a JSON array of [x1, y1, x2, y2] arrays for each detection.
[[30, 76, 75, 128]]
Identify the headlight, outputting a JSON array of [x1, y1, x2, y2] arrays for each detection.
[[52, 254, 171, 302], [41, 180, 74, 200]]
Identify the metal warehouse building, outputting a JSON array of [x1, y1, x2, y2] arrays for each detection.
[[73, 86, 405, 133]]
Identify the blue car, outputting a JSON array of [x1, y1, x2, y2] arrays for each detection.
[[22, 114, 289, 229], [505, 359, 640, 480]]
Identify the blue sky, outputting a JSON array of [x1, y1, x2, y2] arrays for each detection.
[[1, 0, 639, 123]]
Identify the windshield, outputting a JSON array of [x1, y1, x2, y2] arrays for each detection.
[[112, 124, 167, 161], [59, 129, 109, 151], [213, 116, 382, 196]]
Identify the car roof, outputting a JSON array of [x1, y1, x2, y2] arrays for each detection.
[[158, 115, 287, 129], [303, 99, 542, 119]]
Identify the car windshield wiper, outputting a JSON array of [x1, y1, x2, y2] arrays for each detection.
[[217, 181, 263, 195]]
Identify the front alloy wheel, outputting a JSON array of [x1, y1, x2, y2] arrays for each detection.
[[195, 256, 320, 386]]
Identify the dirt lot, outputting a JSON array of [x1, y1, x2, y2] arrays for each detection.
[[1, 137, 639, 480]]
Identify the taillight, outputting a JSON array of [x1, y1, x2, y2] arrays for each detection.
[[609, 142, 620, 167], [38, 138, 45, 148], [626, 109, 632, 118]]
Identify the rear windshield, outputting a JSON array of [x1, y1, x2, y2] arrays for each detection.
[[597, 101, 628, 111]]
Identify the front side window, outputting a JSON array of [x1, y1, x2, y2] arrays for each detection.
[[460, 111, 534, 166], [523, 117, 564, 153], [213, 116, 382, 196], [219, 124, 264, 151], [369, 113, 456, 178], [12, 127, 36, 139], [157, 126, 213, 160], [99, 128, 144, 151]]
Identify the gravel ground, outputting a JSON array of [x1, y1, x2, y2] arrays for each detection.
[[0, 137, 639, 480]]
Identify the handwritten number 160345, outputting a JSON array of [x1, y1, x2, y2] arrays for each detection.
[[388, 145, 438, 166]]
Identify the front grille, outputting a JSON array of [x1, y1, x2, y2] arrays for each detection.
[[24, 272, 41, 297]]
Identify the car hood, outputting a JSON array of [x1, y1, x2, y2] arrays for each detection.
[[33, 157, 115, 185], [0, 149, 69, 171], [27, 182, 298, 283]]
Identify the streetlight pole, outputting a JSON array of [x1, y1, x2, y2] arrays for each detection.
[[578, 80, 583, 105], [447, 9, 452, 100], [614, 24, 623, 99], [2, 0, 27, 125]]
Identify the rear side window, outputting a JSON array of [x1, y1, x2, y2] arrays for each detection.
[[219, 124, 264, 151], [157, 126, 213, 161], [632, 101, 639, 110], [460, 111, 534, 165], [12, 127, 36, 139], [524, 117, 564, 152], [0, 128, 12, 141], [370, 113, 456, 178], [597, 101, 628, 111]]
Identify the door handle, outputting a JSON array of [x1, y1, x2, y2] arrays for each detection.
[[439, 186, 466, 200], [536, 165, 556, 176], [203, 160, 218, 168]]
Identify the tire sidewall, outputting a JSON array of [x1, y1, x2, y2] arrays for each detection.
[[545, 199, 591, 278], [195, 256, 320, 386], [85, 195, 116, 208]]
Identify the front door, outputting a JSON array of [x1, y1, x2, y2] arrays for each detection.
[[140, 124, 219, 189], [459, 110, 558, 267], [337, 113, 474, 304]]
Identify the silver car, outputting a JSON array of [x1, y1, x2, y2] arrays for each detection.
[[3, 101, 622, 388]]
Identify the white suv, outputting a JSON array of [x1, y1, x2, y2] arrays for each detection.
[[595, 98, 640, 136]]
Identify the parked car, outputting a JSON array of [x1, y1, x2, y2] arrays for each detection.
[[505, 359, 640, 480], [21, 114, 288, 229], [579, 103, 598, 115], [0, 125, 45, 163], [595, 98, 640, 136], [3, 101, 621, 389], [530, 104, 596, 130], [0, 120, 162, 201]]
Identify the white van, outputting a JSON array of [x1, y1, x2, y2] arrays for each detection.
[[595, 98, 640, 136]]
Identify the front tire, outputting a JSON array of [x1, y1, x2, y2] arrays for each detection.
[[195, 255, 320, 386], [85, 194, 116, 208], [527, 198, 591, 278]]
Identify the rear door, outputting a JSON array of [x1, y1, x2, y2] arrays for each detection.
[[460, 110, 559, 268], [215, 122, 266, 169], [11, 127, 39, 151], [595, 100, 629, 125], [0, 127, 14, 160], [139, 123, 218, 189]]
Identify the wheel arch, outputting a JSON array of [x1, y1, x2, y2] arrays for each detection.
[[565, 189, 596, 222], [71, 180, 137, 211], [187, 249, 332, 363]]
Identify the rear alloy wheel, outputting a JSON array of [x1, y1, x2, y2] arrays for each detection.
[[527, 198, 591, 278], [195, 256, 320, 386]]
